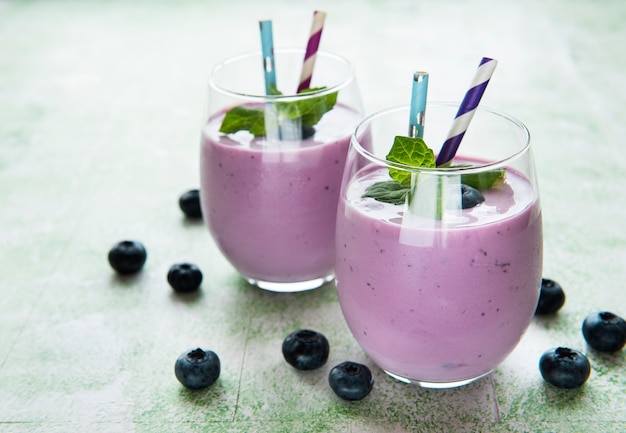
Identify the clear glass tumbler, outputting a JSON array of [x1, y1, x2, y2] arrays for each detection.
[[335, 103, 543, 387], [200, 49, 363, 292]]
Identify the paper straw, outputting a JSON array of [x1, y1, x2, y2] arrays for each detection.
[[435, 57, 498, 167], [408, 71, 429, 138], [297, 10, 327, 93], [259, 20, 276, 95]]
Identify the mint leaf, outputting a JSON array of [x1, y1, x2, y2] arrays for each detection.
[[362, 138, 505, 209], [386, 136, 435, 186], [218, 87, 337, 137], [288, 88, 338, 126], [362, 180, 410, 205], [219, 106, 266, 136], [268, 84, 282, 96], [460, 168, 505, 190]]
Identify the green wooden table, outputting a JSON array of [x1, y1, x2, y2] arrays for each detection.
[[1, 1, 625, 431]]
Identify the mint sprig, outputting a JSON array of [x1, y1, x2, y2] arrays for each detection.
[[456, 166, 505, 190], [362, 136, 433, 205], [363, 135, 505, 206], [277, 87, 338, 126], [219, 106, 265, 136], [386, 136, 435, 186], [362, 181, 411, 205], [218, 87, 337, 137]]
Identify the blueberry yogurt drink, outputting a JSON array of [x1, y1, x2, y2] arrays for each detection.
[[335, 104, 543, 387], [200, 49, 362, 292]]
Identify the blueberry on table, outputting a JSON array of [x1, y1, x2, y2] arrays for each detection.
[[535, 278, 566, 315], [539, 347, 590, 389], [328, 361, 374, 401], [282, 329, 330, 370], [107, 240, 147, 274], [179, 189, 202, 218], [174, 348, 220, 389], [460, 184, 485, 209], [167, 263, 203, 293], [582, 311, 626, 352]]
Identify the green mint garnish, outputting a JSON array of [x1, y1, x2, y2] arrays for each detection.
[[385, 136, 436, 186], [268, 84, 282, 96], [458, 167, 505, 190], [362, 136, 434, 204], [219, 106, 266, 136], [278, 87, 338, 127], [218, 86, 337, 137], [363, 136, 505, 207], [362, 180, 411, 205]]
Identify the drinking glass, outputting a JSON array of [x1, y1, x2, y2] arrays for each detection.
[[200, 49, 363, 292], [335, 103, 542, 387]]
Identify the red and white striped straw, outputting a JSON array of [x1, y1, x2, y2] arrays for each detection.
[[297, 10, 327, 93], [435, 57, 498, 167]]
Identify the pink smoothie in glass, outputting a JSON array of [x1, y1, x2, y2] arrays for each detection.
[[200, 104, 361, 285], [335, 164, 543, 384]]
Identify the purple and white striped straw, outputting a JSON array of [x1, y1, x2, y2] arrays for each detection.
[[435, 57, 498, 167], [297, 10, 326, 93]]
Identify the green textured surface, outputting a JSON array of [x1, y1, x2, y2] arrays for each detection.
[[1, 0, 625, 432]]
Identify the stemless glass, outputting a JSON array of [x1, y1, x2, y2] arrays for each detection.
[[200, 49, 363, 292], [335, 103, 543, 388]]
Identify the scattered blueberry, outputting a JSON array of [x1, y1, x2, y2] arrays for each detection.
[[460, 184, 485, 209], [174, 348, 220, 389], [107, 240, 147, 274], [539, 347, 590, 389], [167, 263, 203, 293], [282, 329, 330, 370], [535, 278, 566, 315], [179, 189, 202, 218], [582, 311, 626, 352], [328, 361, 374, 401]]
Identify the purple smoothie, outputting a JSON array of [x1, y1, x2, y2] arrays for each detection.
[[200, 104, 361, 286], [335, 164, 543, 384]]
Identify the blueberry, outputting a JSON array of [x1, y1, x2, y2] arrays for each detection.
[[108, 240, 147, 274], [179, 189, 202, 218], [328, 361, 374, 401], [301, 125, 316, 139], [539, 347, 590, 389], [535, 278, 566, 315], [282, 329, 329, 370], [582, 311, 626, 352], [174, 348, 220, 389], [460, 184, 484, 209], [167, 263, 203, 293]]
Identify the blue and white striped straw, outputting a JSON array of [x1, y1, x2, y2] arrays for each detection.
[[436, 57, 497, 167], [408, 71, 429, 138], [259, 20, 276, 95]]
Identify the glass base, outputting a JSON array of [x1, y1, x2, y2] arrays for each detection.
[[384, 369, 493, 389], [246, 274, 334, 292]]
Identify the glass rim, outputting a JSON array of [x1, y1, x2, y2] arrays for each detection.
[[351, 102, 531, 175], [208, 48, 356, 102]]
